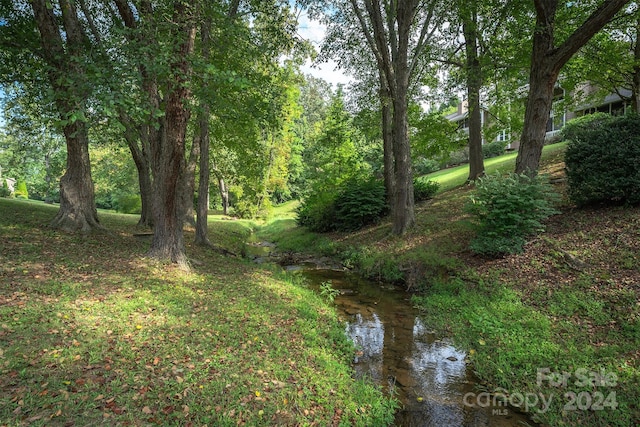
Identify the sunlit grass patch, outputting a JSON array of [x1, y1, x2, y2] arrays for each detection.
[[0, 198, 397, 426]]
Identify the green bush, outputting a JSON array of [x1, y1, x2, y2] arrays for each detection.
[[334, 178, 387, 231], [482, 140, 507, 159], [413, 157, 441, 175], [297, 178, 387, 232], [0, 180, 11, 198], [466, 173, 559, 257], [413, 178, 440, 202], [114, 194, 141, 214], [563, 113, 640, 206], [296, 192, 338, 232], [14, 180, 28, 199]]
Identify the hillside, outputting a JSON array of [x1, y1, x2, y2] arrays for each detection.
[[266, 143, 640, 426]]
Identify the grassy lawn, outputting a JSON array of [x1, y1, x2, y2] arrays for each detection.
[[0, 199, 397, 426], [421, 141, 568, 192], [271, 143, 640, 426]]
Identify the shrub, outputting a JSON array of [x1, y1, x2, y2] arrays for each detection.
[[482, 140, 507, 159], [114, 194, 141, 214], [297, 178, 387, 232], [14, 180, 28, 199], [334, 178, 387, 231], [413, 178, 440, 202], [296, 192, 338, 232], [413, 157, 441, 175], [466, 173, 559, 257], [563, 113, 640, 206], [0, 180, 11, 198]]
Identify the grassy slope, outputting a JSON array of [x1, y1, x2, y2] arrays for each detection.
[[268, 144, 639, 426], [0, 200, 396, 426]]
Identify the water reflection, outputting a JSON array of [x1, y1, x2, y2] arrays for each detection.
[[302, 269, 534, 427]]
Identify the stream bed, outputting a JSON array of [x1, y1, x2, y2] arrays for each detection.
[[246, 241, 534, 426]]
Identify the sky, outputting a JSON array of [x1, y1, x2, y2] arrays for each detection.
[[296, 10, 352, 88]]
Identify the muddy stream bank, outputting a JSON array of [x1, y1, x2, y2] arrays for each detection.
[[246, 240, 534, 426]]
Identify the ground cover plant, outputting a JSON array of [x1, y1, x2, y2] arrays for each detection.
[[0, 199, 397, 426]]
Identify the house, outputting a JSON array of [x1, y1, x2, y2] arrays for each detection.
[[0, 165, 16, 195], [446, 84, 632, 150], [444, 99, 519, 150]]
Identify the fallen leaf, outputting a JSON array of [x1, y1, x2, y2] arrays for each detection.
[[142, 406, 153, 414]]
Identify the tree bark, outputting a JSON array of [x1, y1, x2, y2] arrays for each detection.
[[119, 112, 153, 227], [390, 1, 417, 235], [147, 4, 196, 265], [462, 0, 484, 181], [182, 132, 198, 228], [632, 14, 640, 113], [379, 75, 395, 204], [30, 0, 100, 233], [516, 0, 631, 174], [195, 105, 211, 245]]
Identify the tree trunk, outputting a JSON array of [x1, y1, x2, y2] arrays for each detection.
[[516, 0, 631, 174], [119, 113, 153, 227], [463, 1, 484, 181], [50, 120, 100, 232], [195, 105, 211, 245], [380, 75, 395, 204], [391, 84, 415, 235], [31, 0, 100, 233], [391, 1, 416, 235], [182, 131, 198, 228], [147, 7, 196, 265], [213, 166, 229, 216], [632, 14, 640, 113]]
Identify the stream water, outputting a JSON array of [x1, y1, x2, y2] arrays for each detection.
[[246, 241, 534, 426]]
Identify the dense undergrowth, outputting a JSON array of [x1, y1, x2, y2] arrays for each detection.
[[259, 143, 640, 426], [0, 199, 397, 426]]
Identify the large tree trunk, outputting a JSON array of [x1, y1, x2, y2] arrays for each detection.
[[516, 0, 631, 174], [147, 7, 196, 265], [380, 76, 395, 204], [463, 0, 484, 181], [51, 120, 100, 232], [31, 0, 100, 233], [119, 113, 153, 227], [390, 1, 416, 235]]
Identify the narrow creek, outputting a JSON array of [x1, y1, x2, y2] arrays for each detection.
[[246, 240, 534, 426]]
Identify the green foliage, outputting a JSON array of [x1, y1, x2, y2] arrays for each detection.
[[296, 192, 337, 232], [14, 180, 28, 199], [412, 109, 463, 160], [333, 178, 387, 231], [0, 180, 11, 198], [413, 178, 440, 202], [466, 173, 559, 257], [481, 140, 507, 158], [413, 157, 441, 175], [114, 194, 141, 214], [319, 281, 341, 302], [297, 178, 387, 233], [563, 113, 640, 206]]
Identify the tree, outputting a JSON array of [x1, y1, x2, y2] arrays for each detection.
[[28, 0, 100, 232], [460, 0, 484, 180], [515, 0, 631, 174], [566, 7, 640, 113], [347, 0, 444, 235]]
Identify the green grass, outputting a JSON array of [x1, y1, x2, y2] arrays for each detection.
[[423, 142, 567, 192], [412, 270, 639, 427], [0, 198, 397, 426]]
